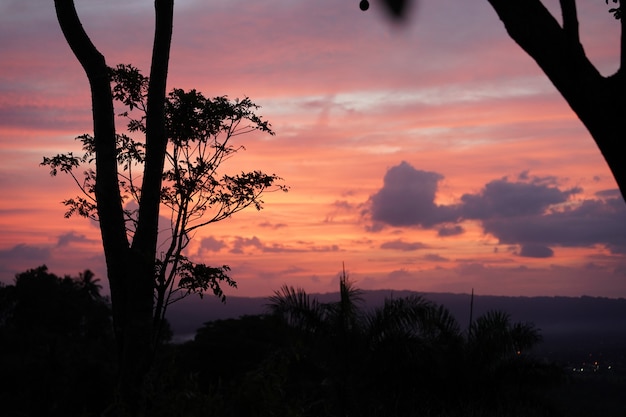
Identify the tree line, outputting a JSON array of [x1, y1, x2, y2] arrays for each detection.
[[1, 266, 565, 417]]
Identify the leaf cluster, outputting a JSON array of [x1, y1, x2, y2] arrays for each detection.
[[606, 0, 623, 19]]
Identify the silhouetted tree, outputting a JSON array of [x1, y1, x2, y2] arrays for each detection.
[[268, 272, 469, 416], [42, 64, 284, 347], [463, 310, 549, 414], [377, 0, 626, 200], [52, 1, 174, 413], [50, 2, 285, 413]]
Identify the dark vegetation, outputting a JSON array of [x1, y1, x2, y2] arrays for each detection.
[[0, 266, 115, 415], [7, 266, 626, 416]]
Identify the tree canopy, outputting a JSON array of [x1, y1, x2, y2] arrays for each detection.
[[0, 266, 115, 416]]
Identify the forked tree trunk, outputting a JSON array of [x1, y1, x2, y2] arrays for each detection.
[[54, 1, 173, 415]]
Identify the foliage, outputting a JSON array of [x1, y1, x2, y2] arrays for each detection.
[[41, 64, 287, 335], [165, 281, 560, 416], [1, 266, 566, 416], [251, 272, 556, 416], [606, 0, 623, 19], [0, 266, 115, 416]]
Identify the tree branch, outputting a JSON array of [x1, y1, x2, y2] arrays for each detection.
[[488, 0, 626, 200], [487, 0, 607, 128], [559, 0, 580, 46], [54, 0, 130, 366], [133, 0, 174, 256]]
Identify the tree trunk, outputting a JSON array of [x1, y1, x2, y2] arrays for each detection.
[[487, 0, 626, 200], [54, 1, 173, 415]]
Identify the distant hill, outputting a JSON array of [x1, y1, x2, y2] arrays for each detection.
[[167, 290, 626, 363]]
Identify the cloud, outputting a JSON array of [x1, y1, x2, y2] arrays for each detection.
[[369, 161, 458, 228], [57, 231, 91, 247], [258, 221, 288, 229], [229, 236, 340, 254], [326, 200, 359, 223], [456, 262, 487, 276], [0, 244, 50, 263], [482, 197, 626, 253], [199, 236, 227, 252], [231, 236, 264, 254], [460, 177, 578, 219], [423, 253, 449, 262], [518, 244, 554, 258], [380, 239, 430, 251], [0, 244, 51, 277], [437, 225, 464, 237], [366, 162, 626, 256]]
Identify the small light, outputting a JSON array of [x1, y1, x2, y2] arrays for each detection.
[[359, 0, 370, 11]]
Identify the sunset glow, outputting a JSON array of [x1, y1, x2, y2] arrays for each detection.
[[1, 0, 625, 299]]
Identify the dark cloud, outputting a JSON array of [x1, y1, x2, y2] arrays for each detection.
[[519, 244, 554, 258], [57, 231, 91, 247], [231, 236, 264, 254], [369, 161, 458, 228], [258, 221, 288, 229], [295, 240, 341, 252], [199, 236, 226, 252], [0, 244, 51, 277], [380, 239, 429, 251], [460, 177, 577, 220], [595, 189, 621, 199], [423, 253, 449, 262], [230, 236, 339, 254], [482, 197, 626, 253], [437, 225, 464, 237], [366, 161, 626, 256], [517, 170, 561, 187], [0, 244, 50, 263]]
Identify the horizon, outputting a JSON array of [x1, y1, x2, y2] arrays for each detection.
[[2, 1, 626, 299]]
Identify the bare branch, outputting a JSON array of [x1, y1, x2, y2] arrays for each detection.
[[559, 0, 580, 45]]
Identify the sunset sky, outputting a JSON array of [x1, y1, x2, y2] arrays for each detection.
[[1, 0, 626, 299]]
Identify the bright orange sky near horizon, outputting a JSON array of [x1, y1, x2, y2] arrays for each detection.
[[1, 0, 626, 299]]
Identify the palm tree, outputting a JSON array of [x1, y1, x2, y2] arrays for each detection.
[[464, 310, 546, 414], [268, 267, 367, 416], [267, 284, 326, 334], [468, 310, 542, 368], [268, 269, 466, 416], [361, 295, 464, 415], [263, 274, 554, 416], [78, 269, 103, 301]]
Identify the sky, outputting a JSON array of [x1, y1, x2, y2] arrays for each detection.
[[1, 0, 626, 299]]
